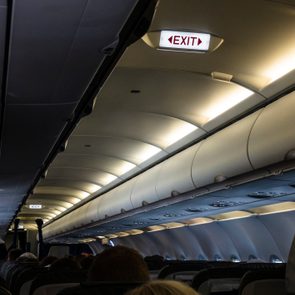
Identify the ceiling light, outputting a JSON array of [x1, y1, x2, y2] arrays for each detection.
[[145, 225, 166, 232], [183, 217, 213, 226], [79, 191, 90, 199], [28, 204, 43, 209], [126, 229, 144, 235], [137, 145, 162, 163], [211, 210, 252, 221], [250, 201, 295, 215], [264, 49, 295, 82], [117, 161, 136, 175], [205, 87, 254, 121], [87, 184, 102, 194], [163, 123, 198, 146], [100, 174, 118, 186], [162, 222, 185, 229]]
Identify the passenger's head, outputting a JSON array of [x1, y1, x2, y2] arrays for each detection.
[[50, 257, 80, 271], [40, 255, 58, 267], [88, 245, 149, 282], [79, 255, 95, 270], [7, 248, 23, 261], [126, 280, 200, 295], [16, 252, 38, 263]]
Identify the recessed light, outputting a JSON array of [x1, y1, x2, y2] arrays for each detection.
[[29, 204, 43, 209]]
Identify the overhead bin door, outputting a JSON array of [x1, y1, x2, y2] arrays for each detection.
[[97, 178, 135, 219], [192, 111, 262, 187], [131, 164, 163, 208], [156, 144, 200, 200], [249, 91, 295, 169]]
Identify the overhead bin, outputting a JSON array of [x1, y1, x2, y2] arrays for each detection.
[[44, 92, 295, 240], [156, 144, 200, 200], [97, 178, 135, 219], [249, 91, 295, 169], [131, 164, 163, 208], [192, 111, 262, 187]]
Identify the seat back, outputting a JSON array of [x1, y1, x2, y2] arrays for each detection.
[[30, 270, 86, 295], [193, 267, 248, 295], [33, 283, 79, 295], [0, 286, 11, 295], [158, 261, 209, 279], [59, 282, 143, 295], [20, 279, 33, 295], [239, 267, 286, 295]]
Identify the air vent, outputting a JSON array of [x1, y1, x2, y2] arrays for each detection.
[[185, 208, 203, 213], [209, 200, 245, 208], [247, 191, 286, 198], [163, 213, 178, 218]]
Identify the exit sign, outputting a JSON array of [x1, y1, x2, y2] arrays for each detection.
[[159, 30, 211, 52]]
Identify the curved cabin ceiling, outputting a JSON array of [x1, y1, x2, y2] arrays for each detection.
[[0, 0, 155, 237], [17, 0, 295, 230]]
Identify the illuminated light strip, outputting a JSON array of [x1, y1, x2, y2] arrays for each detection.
[[161, 222, 185, 229], [163, 123, 198, 146], [206, 87, 254, 121], [249, 201, 295, 215], [263, 49, 295, 83], [99, 205, 295, 240], [211, 211, 253, 221]]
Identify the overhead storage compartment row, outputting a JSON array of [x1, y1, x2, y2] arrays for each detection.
[[43, 91, 295, 239]]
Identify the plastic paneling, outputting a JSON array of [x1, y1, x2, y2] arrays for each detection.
[[192, 111, 261, 187], [131, 163, 163, 208], [98, 179, 135, 218], [249, 91, 295, 169], [87, 197, 102, 224], [156, 144, 200, 200]]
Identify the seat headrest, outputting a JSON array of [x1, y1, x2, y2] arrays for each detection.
[[48, 246, 70, 258]]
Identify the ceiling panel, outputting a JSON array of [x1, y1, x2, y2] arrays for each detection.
[[0, 0, 142, 236], [21, 0, 295, 230]]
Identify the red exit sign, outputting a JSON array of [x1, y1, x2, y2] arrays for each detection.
[[159, 30, 211, 52]]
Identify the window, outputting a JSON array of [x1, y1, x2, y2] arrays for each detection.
[[270, 255, 283, 263]]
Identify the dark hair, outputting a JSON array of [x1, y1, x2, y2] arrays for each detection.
[[80, 255, 95, 270], [88, 246, 149, 282], [8, 248, 23, 261], [50, 257, 80, 271]]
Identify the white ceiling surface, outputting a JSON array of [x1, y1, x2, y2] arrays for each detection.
[[19, 0, 295, 229]]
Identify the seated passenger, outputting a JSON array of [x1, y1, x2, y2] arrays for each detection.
[[79, 255, 95, 271], [0, 248, 23, 280], [126, 280, 199, 295], [7, 248, 23, 262], [16, 252, 38, 263], [50, 257, 80, 272], [88, 245, 149, 282], [40, 255, 58, 267]]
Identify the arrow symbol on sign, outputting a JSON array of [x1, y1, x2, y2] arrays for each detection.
[[198, 38, 202, 45], [168, 36, 173, 44]]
